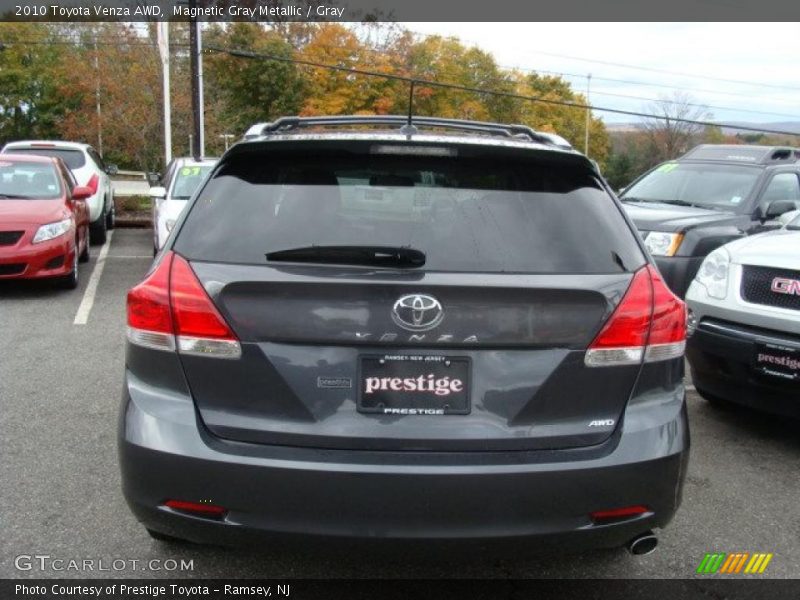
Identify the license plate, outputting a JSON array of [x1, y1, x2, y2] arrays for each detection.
[[358, 355, 470, 415], [753, 343, 800, 381]]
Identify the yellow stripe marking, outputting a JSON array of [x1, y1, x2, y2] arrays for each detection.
[[758, 554, 773, 573]]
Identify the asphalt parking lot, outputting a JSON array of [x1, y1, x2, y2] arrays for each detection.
[[0, 229, 798, 580]]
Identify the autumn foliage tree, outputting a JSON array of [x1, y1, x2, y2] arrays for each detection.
[[0, 22, 612, 169]]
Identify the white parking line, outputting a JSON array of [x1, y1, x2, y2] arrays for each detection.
[[73, 231, 114, 325]]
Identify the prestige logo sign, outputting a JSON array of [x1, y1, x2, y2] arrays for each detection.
[[364, 374, 464, 397]]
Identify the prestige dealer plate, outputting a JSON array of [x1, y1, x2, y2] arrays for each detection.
[[358, 355, 471, 415]]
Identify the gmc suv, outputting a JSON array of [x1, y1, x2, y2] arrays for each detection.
[[119, 116, 689, 555], [621, 144, 800, 297]]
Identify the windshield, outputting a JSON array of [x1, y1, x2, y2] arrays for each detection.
[[623, 162, 761, 210], [170, 164, 214, 199], [175, 151, 646, 274], [0, 160, 62, 199], [7, 147, 86, 170]]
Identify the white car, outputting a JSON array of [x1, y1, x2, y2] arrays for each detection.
[[1, 140, 117, 244], [150, 157, 216, 254], [686, 212, 800, 418]]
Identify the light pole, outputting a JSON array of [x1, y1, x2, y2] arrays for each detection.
[[156, 22, 172, 166]]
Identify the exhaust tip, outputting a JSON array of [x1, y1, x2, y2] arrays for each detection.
[[627, 531, 658, 555]]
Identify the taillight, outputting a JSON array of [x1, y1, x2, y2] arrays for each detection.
[[86, 173, 99, 195], [126, 251, 241, 358], [585, 265, 685, 367], [126, 252, 175, 351], [590, 505, 649, 524]]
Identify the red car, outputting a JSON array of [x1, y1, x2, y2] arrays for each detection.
[[0, 154, 92, 289]]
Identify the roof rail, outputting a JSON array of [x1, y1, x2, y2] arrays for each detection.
[[245, 116, 573, 149]]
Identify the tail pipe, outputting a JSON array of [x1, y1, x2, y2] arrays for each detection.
[[627, 531, 658, 555]]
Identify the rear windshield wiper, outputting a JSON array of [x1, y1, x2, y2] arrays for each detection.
[[0, 193, 32, 199], [266, 245, 426, 268]]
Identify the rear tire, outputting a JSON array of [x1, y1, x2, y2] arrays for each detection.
[[78, 232, 90, 263], [59, 255, 79, 290], [696, 386, 729, 408], [146, 528, 189, 544], [90, 212, 107, 245], [106, 197, 115, 230]]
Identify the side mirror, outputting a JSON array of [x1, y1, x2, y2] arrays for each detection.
[[761, 199, 797, 220], [105, 164, 119, 176], [72, 186, 92, 200], [149, 186, 167, 199]]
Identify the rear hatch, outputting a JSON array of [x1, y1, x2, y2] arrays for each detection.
[[171, 139, 648, 451]]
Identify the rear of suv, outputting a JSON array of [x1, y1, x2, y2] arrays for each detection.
[[119, 116, 689, 553], [2, 140, 117, 244]]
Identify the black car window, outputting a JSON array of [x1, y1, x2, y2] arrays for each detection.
[[175, 150, 645, 275], [761, 172, 800, 204], [7, 147, 87, 170]]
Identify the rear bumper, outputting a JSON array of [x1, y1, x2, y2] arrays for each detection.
[[0, 235, 74, 279], [119, 371, 689, 549], [653, 255, 704, 298], [687, 319, 800, 418]]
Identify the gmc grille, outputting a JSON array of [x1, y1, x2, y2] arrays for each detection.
[[741, 265, 800, 311]]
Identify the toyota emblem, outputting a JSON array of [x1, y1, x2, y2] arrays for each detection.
[[391, 294, 444, 331]]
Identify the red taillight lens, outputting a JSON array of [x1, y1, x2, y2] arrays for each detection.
[[127, 252, 174, 334], [588, 267, 653, 350], [126, 251, 241, 358], [590, 505, 649, 524], [164, 499, 227, 519], [86, 173, 99, 195], [170, 254, 236, 339], [647, 265, 686, 345], [586, 265, 686, 367]]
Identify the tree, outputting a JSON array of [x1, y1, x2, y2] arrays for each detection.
[[642, 92, 711, 162], [204, 23, 304, 138], [0, 23, 70, 144]]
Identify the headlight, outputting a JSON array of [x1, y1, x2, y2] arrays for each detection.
[[32, 218, 72, 244], [644, 231, 684, 257], [165, 218, 177, 232], [695, 247, 730, 300]]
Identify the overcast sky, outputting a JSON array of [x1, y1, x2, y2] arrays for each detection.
[[403, 23, 800, 127]]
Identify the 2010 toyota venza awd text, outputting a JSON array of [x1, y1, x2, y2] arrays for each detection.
[[118, 116, 689, 554]]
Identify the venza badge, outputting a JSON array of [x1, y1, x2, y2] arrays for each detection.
[[391, 294, 444, 331]]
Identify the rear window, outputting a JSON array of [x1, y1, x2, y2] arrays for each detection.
[[6, 147, 86, 170], [0, 160, 62, 199], [175, 150, 645, 274]]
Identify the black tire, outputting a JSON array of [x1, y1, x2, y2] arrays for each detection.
[[90, 212, 107, 245], [59, 255, 79, 290], [696, 386, 729, 408], [106, 197, 116, 230], [146, 528, 188, 544], [78, 232, 90, 263]]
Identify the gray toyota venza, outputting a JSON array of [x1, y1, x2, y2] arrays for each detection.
[[119, 116, 689, 554]]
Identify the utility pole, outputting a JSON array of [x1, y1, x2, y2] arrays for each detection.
[[156, 22, 172, 166], [188, 0, 204, 159], [584, 73, 592, 156]]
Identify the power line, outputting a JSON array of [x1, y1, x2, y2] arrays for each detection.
[[205, 44, 800, 138]]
